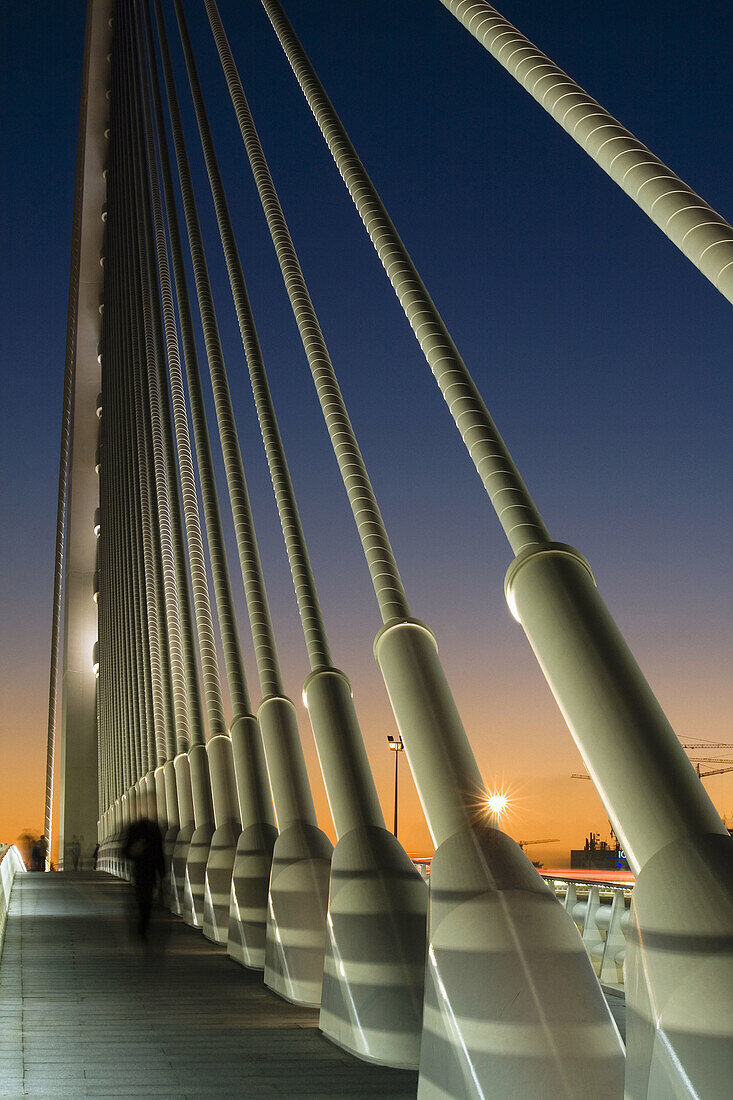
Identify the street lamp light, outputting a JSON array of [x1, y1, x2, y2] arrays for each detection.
[[485, 791, 509, 827], [386, 733, 404, 838]]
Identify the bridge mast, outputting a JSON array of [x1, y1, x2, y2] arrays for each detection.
[[57, 0, 113, 869]]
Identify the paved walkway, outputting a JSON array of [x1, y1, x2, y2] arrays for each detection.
[[0, 873, 418, 1099]]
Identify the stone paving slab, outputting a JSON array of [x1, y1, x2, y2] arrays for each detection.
[[0, 873, 418, 1099]]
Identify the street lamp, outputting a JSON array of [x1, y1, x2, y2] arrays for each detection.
[[485, 791, 509, 827], [386, 734, 404, 837]]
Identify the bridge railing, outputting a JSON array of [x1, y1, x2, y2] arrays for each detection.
[[541, 872, 634, 995], [0, 845, 26, 961], [412, 856, 633, 994]]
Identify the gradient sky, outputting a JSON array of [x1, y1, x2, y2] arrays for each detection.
[[1, 1, 732, 866]]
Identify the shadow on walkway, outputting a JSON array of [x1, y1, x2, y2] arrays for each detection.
[[0, 873, 418, 1098]]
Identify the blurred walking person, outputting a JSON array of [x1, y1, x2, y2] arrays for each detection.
[[122, 818, 165, 939], [31, 835, 48, 872], [30, 837, 42, 872]]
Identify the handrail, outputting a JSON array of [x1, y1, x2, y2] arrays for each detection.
[[540, 869, 634, 889], [412, 857, 633, 995], [0, 845, 27, 964], [541, 872, 632, 996]]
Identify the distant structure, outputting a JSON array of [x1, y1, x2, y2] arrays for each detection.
[[571, 832, 630, 873]]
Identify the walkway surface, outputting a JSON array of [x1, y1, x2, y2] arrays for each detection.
[[0, 873, 418, 1099]]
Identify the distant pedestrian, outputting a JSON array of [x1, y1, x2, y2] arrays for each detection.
[[92, 843, 100, 870], [71, 837, 82, 871], [30, 837, 43, 872], [33, 836, 48, 871], [122, 818, 165, 939]]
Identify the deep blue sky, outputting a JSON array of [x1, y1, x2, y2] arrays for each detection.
[[1, 1, 732, 854]]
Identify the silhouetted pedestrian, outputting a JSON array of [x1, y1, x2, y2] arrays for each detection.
[[30, 835, 48, 872], [92, 843, 99, 870], [122, 818, 165, 939], [30, 838, 43, 872]]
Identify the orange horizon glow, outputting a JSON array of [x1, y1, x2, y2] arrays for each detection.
[[2, 572, 732, 870], [3, 664, 732, 872]]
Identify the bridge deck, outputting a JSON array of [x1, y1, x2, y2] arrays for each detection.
[[0, 873, 418, 1099]]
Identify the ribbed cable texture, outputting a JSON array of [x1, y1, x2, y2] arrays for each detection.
[[112, 298, 136, 795], [107, 273, 137, 794], [134, 0, 226, 740], [123, 0, 192, 762], [95, 683, 102, 817], [101, 300, 124, 806], [131, 329, 167, 768], [101, 255, 124, 805], [139, 297, 190, 760], [122, 47, 160, 777], [177, 0, 332, 672], [207, 0, 409, 626], [125, 11, 170, 780], [98, 300, 120, 805], [99, 417, 115, 803], [262, 0, 549, 555], [143, 0, 251, 724], [95, 435, 105, 809], [99, 289, 112, 804], [115, 6, 168, 768], [154, 0, 283, 699], [125, 0, 167, 771], [98, 493, 108, 806], [129, 3, 208, 754], [118, 10, 153, 782], [441, 0, 733, 304], [109, 22, 141, 790], [109, 439, 126, 798], [119, 205, 149, 783]]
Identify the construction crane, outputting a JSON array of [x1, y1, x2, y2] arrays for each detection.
[[516, 838, 560, 870], [682, 746, 733, 779], [680, 742, 733, 750], [573, 766, 733, 780], [572, 742, 733, 782], [692, 761, 733, 779]]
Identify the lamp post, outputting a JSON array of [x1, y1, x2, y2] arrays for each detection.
[[387, 734, 404, 837]]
